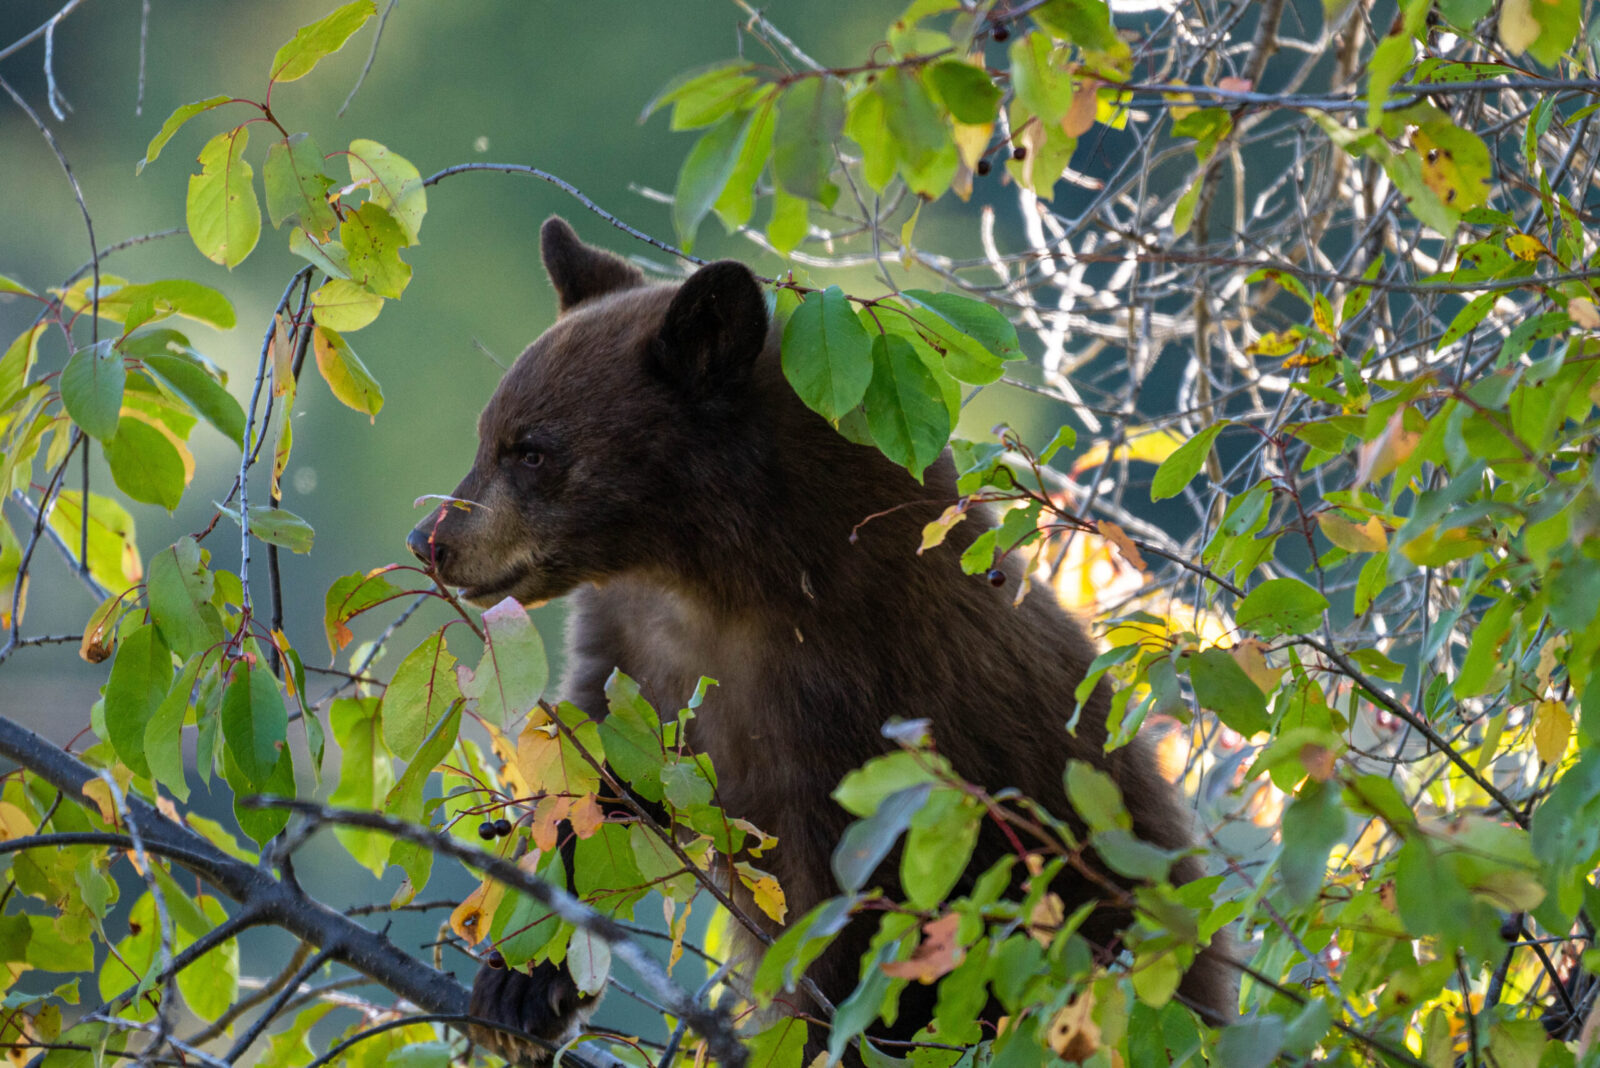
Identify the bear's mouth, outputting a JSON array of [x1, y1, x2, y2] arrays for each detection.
[[460, 567, 553, 611]]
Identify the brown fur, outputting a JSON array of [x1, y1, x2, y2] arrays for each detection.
[[410, 218, 1236, 1053]]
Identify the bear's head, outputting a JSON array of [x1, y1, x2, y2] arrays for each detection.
[[406, 217, 771, 607]]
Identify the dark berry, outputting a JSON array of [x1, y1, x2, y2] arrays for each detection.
[[1012, 145, 1027, 161], [1498, 913, 1522, 942], [477, 821, 497, 841], [976, 158, 992, 177], [992, 24, 1011, 42], [494, 818, 513, 838], [484, 948, 507, 969], [986, 568, 1006, 588]]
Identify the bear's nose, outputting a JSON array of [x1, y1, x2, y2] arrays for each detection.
[[407, 524, 447, 570]]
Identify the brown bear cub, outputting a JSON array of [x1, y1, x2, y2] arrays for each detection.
[[408, 217, 1237, 1058]]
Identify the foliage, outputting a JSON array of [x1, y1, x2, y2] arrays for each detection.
[[3, 0, 1600, 1066]]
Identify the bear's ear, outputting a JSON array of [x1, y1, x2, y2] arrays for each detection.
[[654, 261, 768, 393], [541, 217, 646, 312]]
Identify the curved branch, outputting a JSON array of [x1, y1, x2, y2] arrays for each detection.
[[0, 716, 469, 1018], [251, 798, 749, 1068]]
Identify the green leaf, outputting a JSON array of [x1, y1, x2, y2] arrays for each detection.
[[138, 347, 247, 447], [1186, 648, 1270, 735], [1150, 422, 1225, 501], [221, 660, 288, 790], [328, 697, 394, 876], [247, 507, 315, 554], [174, 894, 239, 1023], [384, 703, 461, 892], [92, 280, 236, 330], [713, 94, 776, 231], [457, 597, 548, 727], [832, 750, 947, 817], [845, 87, 899, 193], [268, 0, 377, 84], [901, 289, 1022, 375], [642, 60, 760, 130], [146, 536, 221, 659], [1033, 0, 1125, 56], [598, 672, 667, 803], [747, 1019, 808, 1068], [673, 110, 751, 250], [902, 786, 980, 908], [1237, 577, 1329, 637], [323, 569, 403, 657], [310, 279, 384, 331], [863, 333, 951, 479], [1500, 0, 1580, 65], [289, 226, 351, 279], [104, 416, 187, 511], [144, 654, 199, 802], [1094, 828, 1176, 880], [833, 784, 930, 892], [229, 744, 294, 844], [340, 201, 412, 299], [925, 60, 1002, 124], [262, 132, 336, 237], [1279, 779, 1345, 906], [1011, 32, 1074, 128], [59, 340, 125, 441], [773, 76, 846, 201], [876, 67, 949, 173], [384, 630, 462, 760], [781, 286, 873, 421], [137, 95, 232, 174], [104, 624, 173, 779], [346, 139, 427, 243], [1065, 761, 1132, 833], [767, 187, 809, 256], [186, 126, 260, 269]]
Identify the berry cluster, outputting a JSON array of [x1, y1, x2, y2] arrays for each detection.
[[477, 817, 514, 841]]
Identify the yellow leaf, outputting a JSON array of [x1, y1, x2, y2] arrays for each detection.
[[530, 794, 571, 853], [0, 802, 35, 840], [1499, 0, 1541, 54], [271, 312, 295, 395], [1506, 232, 1548, 261], [1312, 295, 1335, 336], [918, 504, 967, 554], [1047, 991, 1101, 1062], [569, 793, 604, 839], [1247, 330, 1301, 357], [1230, 640, 1285, 694], [79, 596, 121, 663], [1061, 74, 1098, 137], [664, 897, 692, 969], [82, 778, 118, 825], [1568, 297, 1600, 329], [1028, 891, 1064, 946], [1533, 700, 1572, 765], [951, 121, 992, 172], [1317, 512, 1389, 552], [1095, 520, 1146, 572], [749, 874, 787, 924], [1071, 426, 1187, 473], [450, 878, 506, 944], [1356, 412, 1421, 484]]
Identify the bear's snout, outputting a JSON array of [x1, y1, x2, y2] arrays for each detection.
[[406, 518, 449, 571]]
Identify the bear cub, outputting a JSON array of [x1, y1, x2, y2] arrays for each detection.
[[408, 217, 1236, 1057]]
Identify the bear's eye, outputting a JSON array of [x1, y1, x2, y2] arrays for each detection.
[[517, 446, 545, 470]]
